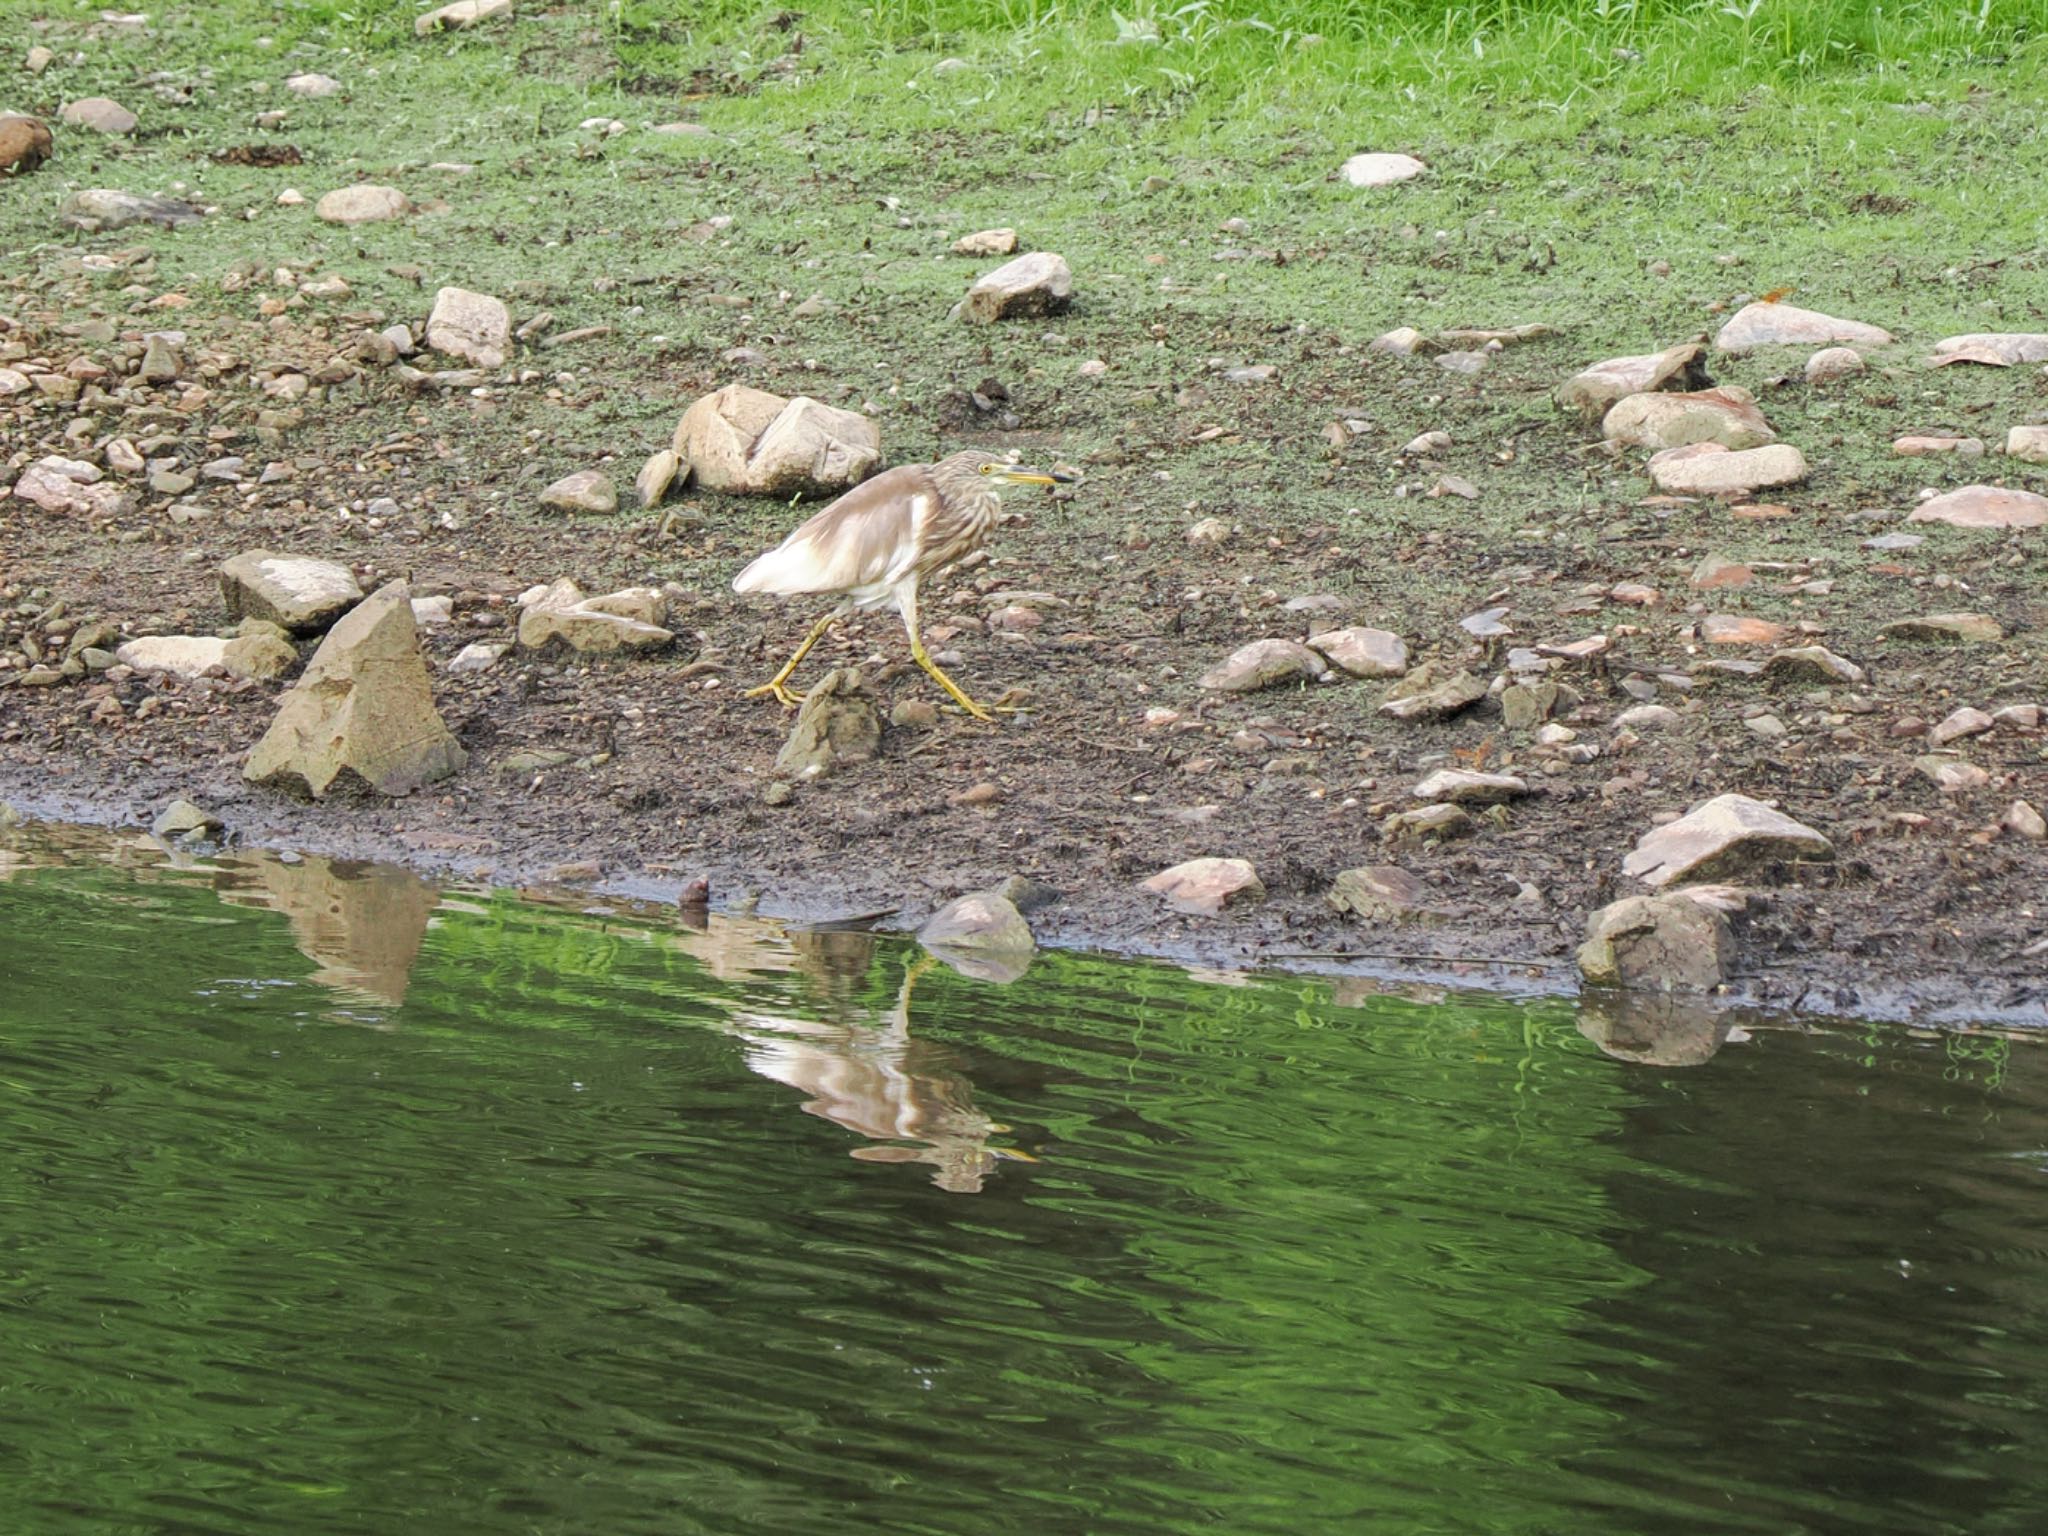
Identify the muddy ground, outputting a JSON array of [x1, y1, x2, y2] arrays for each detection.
[[3, 10, 2046, 1027]]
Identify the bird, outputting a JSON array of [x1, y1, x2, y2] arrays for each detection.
[[731, 449, 1074, 722]]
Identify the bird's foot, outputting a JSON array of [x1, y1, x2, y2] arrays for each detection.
[[745, 681, 807, 709]]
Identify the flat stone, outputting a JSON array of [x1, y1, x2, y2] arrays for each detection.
[[1992, 705, 2042, 730], [425, 285, 511, 369], [1893, 434, 1984, 457], [1764, 645, 1865, 685], [1699, 613, 1789, 646], [919, 890, 1034, 956], [775, 667, 880, 779], [1648, 441, 1808, 495], [1411, 769, 1528, 804], [219, 551, 363, 635], [1616, 704, 1683, 731], [1185, 516, 1233, 545], [1556, 342, 1711, 418], [1883, 613, 2003, 644], [446, 641, 509, 674], [1500, 681, 1565, 729], [2006, 426, 2048, 464], [150, 798, 225, 844], [1744, 713, 1788, 740], [14, 455, 129, 517], [1199, 638, 1325, 693], [60, 97, 137, 134], [951, 251, 1072, 324], [1927, 333, 2048, 368], [1715, 301, 1892, 353], [1623, 793, 1833, 887], [1379, 661, 1485, 721], [634, 448, 679, 508], [1929, 706, 1995, 746], [244, 582, 465, 797], [1907, 486, 2048, 530], [1862, 531, 1924, 551], [58, 189, 205, 232], [1326, 864, 1431, 922], [2004, 800, 2047, 841], [0, 367, 30, 396], [1141, 856, 1264, 915], [1384, 804, 1473, 841], [285, 73, 343, 97], [672, 384, 880, 497], [952, 228, 1017, 257], [1373, 328, 1429, 357], [538, 469, 617, 514], [316, 184, 411, 225], [1578, 895, 1734, 992], [1311, 626, 1407, 679], [415, 0, 513, 34], [115, 635, 229, 678], [411, 596, 454, 626], [222, 632, 299, 682], [1917, 756, 1990, 793], [1804, 346, 1865, 383], [1690, 555, 1752, 589], [1339, 152, 1427, 187], [1602, 386, 1774, 451], [517, 578, 674, 654]]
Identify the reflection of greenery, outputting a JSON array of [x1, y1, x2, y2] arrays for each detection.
[[6, 832, 2048, 1534]]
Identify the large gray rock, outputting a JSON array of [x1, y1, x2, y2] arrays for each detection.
[[60, 97, 137, 134], [1311, 626, 1408, 678], [1602, 386, 1774, 451], [58, 189, 205, 232], [1199, 638, 1325, 693], [1623, 793, 1832, 887], [516, 579, 674, 654], [1928, 333, 2048, 367], [1907, 486, 2048, 530], [219, 551, 364, 635], [1141, 856, 1264, 915], [775, 667, 881, 778], [1647, 442, 1808, 496], [1715, 301, 1891, 353], [1578, 894, 1734, 992], [919, 890, 1036, 981], [672, 384, 881, 497], [243, 582, 467, 797], [425, 286, 512, 369], [1326, 864, 1430, 922], [538, 469, 616, 514], [1556, 341, 1709, 418], [951, 251, 1072, 324]]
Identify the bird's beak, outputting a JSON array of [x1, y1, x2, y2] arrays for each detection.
[[994, 466, 1075, 487]]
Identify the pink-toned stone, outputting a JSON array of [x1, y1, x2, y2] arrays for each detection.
[[1907, 486, 2048, 530], [1893, 434, 1984, 457], [1141, 857, 1265, 915], [1927, 333, 2048, 368], [1623, 793, 1832, 887], [1698, 613, 1789, 646], [1715, 301, 1891, 353], [1647, 441, 1808, 496]]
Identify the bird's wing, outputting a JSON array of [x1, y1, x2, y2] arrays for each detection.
[[733, 465, 935, 596]]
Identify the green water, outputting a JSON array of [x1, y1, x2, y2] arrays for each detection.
[[2, 825, 2045, 1535]]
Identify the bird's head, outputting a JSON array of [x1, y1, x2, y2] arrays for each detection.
[[974, 459, 1076, 488]]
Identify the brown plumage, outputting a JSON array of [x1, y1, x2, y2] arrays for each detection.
[[733, 450, 1072, 721]]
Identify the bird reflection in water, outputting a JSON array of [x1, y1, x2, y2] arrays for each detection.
[[729, 952, 1035, 1194]]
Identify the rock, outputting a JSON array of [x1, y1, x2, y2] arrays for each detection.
[[1141, 856, 1263, 915], [919, 889, 1034, 956], [1373, 328, 1429, 357], [219, 551, 364, 635], [516, 579, 674, 654], [775, 667, 880, 779], [1992, 705, 2042, 730], [1199, 638, 1324, 693], [286, 73, 342, 97], [1623, 793, 1833, 887], [890, 698, 938, 730], [315, 184, 411, 225], [1379, 661, 1485, 721], [415, 0, 513, 34], [1893, 433, 1985, 457], [60, 97, 137, 134], [538, 469, 617, 514], [1411, 769, 1528, 804], [137, 334, 181, 384], [2006, 426, 2048, 463], [1883, 613, 2003, 644], [1917, 757, 1990, 793], [446, 641, 509, 674], [1501, 681, 1565, 729], [1714, 301, 1891, 353], [1384, 804, 1474, 841], [1326, 865, 1430, 922], [151, 798, 225, 844], [952, 228, 1017, 257], [1185, 516, 1233, 545], [1764, 646, 1865, 685], [1556, 341, 1710, 418], [1804, 346, 1864, 383], [1929, 706, 1995, 746], [2004, 800, 2047, 841], [1311, 626, 1408, 679], [1577, 895, 1734, 992], [635, 449, 679, 508], [411, 597, 454, 627], [1399, 428, 1451, 455], [1927, 333, 2048, 367], [114, 636, 229, 678], [1690, 555, 1752, 589], [24, 45, 54, 73], [1339, 152, 1426, 186], [425, 285, 511, 368], [0, 367, 29, 395], [1616, 704, 1683, 731], [1907, 486, 2048, 530], [951, 251, 1072, 324], [244, 582, 466, 797], [0, 114, 53, 175], [1862, 531, 1923, 551], [223, 632, 300, 681], [1698, 613, 1788, 646], [672, 384, 880, 497], [1647, 442, 1808, 495], [14, 455, 129, 517], [58, 189, 205, 232], [1744, 713, 1787, 740], [1602, 386, 1774, 451]]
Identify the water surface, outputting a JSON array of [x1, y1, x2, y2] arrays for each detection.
[[2, 825, 2044, 1534]]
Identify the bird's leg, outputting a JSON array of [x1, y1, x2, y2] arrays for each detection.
[[745, 610, 838, 708], [898, 585, 995, 723]]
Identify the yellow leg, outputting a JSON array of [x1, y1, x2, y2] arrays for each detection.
[[899, 585, 997, 723], [746, 611, 838, 709]]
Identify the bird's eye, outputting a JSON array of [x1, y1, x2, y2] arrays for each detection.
[[978, 463, 992, 475]]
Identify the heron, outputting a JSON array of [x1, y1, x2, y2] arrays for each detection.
[[732, 449, 1074, 722]]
